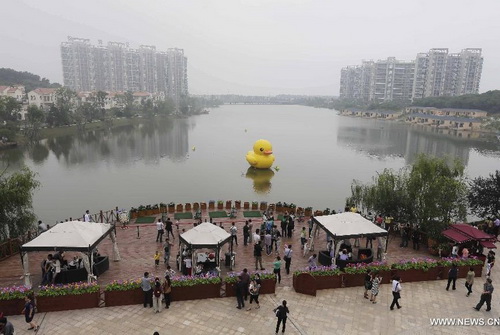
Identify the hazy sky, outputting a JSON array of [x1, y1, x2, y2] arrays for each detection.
[[1, 0, 499, 95]]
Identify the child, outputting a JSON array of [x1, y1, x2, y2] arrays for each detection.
[[154, 250, 161, 267]]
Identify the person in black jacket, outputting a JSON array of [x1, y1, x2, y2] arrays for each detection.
[[235, 276, 245, 309], [274, 300, 289, 334], [446, 263, 458, 291]]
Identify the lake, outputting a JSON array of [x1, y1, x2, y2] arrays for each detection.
[[2, 104, 500, 224]]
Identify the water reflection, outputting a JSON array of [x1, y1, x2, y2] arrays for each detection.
[[337, 117, 500, 166], [245, 167, 274, 194]]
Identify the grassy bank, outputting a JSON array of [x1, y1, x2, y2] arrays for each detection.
[[39, 118, 140, 139]]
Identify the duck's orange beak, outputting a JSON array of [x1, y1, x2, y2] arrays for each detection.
[[264, 150, 273, 155]]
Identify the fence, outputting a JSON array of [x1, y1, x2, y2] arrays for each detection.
[[0, 230, 38, 261]]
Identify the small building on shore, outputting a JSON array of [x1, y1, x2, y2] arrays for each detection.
[[340, 108, 402, 119], [405, 113, 482, 131], [405, 106, 488, 118]]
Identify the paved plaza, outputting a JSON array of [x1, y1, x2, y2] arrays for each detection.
[[1, 211, 499, 334]]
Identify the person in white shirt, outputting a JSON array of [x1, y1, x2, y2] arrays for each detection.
[[253, 229, 261, 244], [184, 257, 192, 276], [230, 222, 238, 245], [339, 249, 349, 261], [284, 245, 293, 274], [390, 276, 402, 310], [156, 219, 165, 243], [84, 210, 91, 222], [307, 254, 317, 270]]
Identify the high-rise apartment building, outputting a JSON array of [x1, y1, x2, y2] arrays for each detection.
[[340, 48, 483, 103], [61, 37, 188, 99]]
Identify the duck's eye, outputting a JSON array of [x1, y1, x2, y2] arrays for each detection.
[[260, 148, 264, 152]]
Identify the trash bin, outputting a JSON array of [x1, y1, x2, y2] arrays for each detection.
[[225, 253, 231, 267]]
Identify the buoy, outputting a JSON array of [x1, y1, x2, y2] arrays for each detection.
[[192, 146, 196, 151], [273, 166, 280, 172]]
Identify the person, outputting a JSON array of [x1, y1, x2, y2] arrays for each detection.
[[390, 276, 402, 310], [165, 265, 176, 278], [152, 277, 163, 313], [412, 230, 420, 250], [247, 276, 261, 310], [253, 229, 261, 245], [446, 263, 458, 290], [41, 254, 54, 285], [486, 250, 495, 277], [84, 210, 91, 222], [275, 228, 282, 256], [230, 222, 238, 245], [156, 219, 165, 243], [254, 241, 264, 270], [271, 225, 279, 250], [451, 244, 459, 258], [461, 247, 469, 258], [163, 239, 173, 264], [243, 221, 250, 246], [52, 252, 62, 284], [363, 271, 372, 299], [339, 249, 349, 261], [38, 220, 48, 233], [235, 276, 245, 309], [307, 254, 317, 270], [287, 216, 294, 237], [165, 217, 175, 240], [240, 268, 250, 301], [280, 217, 288, 238], [474, 278, 494, 311], [370, 272, 382, 304], [465, 266, 475, 297], [273, 256, 282, 284], [142, 272, 153, 308], [154, 250, 161, 267], [308, 217, 314, 237], [0, 317, 14, 335], [162, 275, 172, 309], [274, 300, 289, 334], [264, 231, 272, 255], [22, 295, 38, 331], [183, 256, 192, 275], [300, 227, 307, 250], [283, 245, 293, 275], [248, 219, 254, 243]]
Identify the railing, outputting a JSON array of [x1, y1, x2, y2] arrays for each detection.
[[0, 230, 38, 261]]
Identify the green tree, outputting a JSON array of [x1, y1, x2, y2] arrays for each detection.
[[0, 167, 40, 240], [0, 96, 21, 122], [25, 105, 45, 142], [141, 98, 154, 119], [54, 87, 77, 125], [116, 91, 135, 118], [468, 171, 500, 219]]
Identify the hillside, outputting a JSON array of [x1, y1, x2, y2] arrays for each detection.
[[0, 68, 61, 93], [412, 90, 500, 114]]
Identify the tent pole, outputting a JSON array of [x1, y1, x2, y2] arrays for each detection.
[[309, 222, 318, 251]]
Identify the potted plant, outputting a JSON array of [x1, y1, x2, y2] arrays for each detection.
[[217, 200, 224, 210], [168, 202, 175, 213], [200, 202, 207, 210], [185, 203, 192, 211], [342, 263, 370, 287], [209, 200, 215, 210], [275, 202, 283, 212], [104, 279, 143, 307], [145, 204, 153, 216], [293, 266, 342, 291], [152, 204, 160, 215], [159, 203, 167, 213], [438, 257, 484, 279], [323, 208, 331, 215], [251, 201, 258, 210], [243, 201, 250, 209], [193, 202, 200, 210], [314, 210, 323, 216], [36, 282, 100, 312], [259, 201, 268, 211], [171, 275, 222, 301], [268, 203, 275, 211], [0, 285, 33, 316], [234, 200, 241, 209], [289, 203, 296, 214], [176, 203, 183, 212], [129, 207, 138, 219], [282, 202, 290, 213], [137, 205, 146, 217], [226, 200, 232, 209]]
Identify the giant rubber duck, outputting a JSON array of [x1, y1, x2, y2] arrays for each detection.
[[246, 139, 275, 169]]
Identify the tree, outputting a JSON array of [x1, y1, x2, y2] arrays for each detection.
[[54, 87, 77, 125], [25, 105, 45, 142], [349, 154, 468, 241], [468, 171, 500, 219], [156, 98, 176, 116], [0, 96, 21, 122], [0, 167, 40, 240], [116, 91, 135, 118]]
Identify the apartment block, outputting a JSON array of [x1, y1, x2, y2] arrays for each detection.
[[340, 48, 483, 103], [61, 37, 188, 99]]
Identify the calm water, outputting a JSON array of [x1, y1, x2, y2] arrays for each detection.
[[2, 104, 500, 224]]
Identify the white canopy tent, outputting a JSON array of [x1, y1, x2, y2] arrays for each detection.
[[309, 212, 389, 265], [21, 221, 119, 286], [179, 222, 232, 272]]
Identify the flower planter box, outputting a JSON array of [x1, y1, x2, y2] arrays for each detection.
[[209, 203, 215, 210], [130, 212, 138, 219], [176, 204, 183, 212], [437, 266, 451, 280], [293, 273, 316, 296], [171, 283, 221, 301], [185, 203, 192, 211], [251, 203, 258, 210], [193, 203, 199, 210], [226, 201, 232, 209], [313, 275, 342, 290], [314, 211, 323, 216], [217, 203, 224, 210], [282, 207, 290, 213], [275, 205, 283, 212], [473, 263, 483, 278], [225, 282, 237, 297], [342, 273, 366, 287], [260, 202, 267, 211], [105, 288, 143, 307], [268, 204, 275, 211], [243, 202, 250, 209], [235, 201, 241, 209], [259, 279, 276, 294], [304, 209, 312, 216], [168, 206, 175, 213], [0, 298, 24, 316], [152, 208, 160, 215], [201, 202, 207, 210], [36, 292, 99, 312], [289, 208, 296, 214], [377, 270, 394, 284], [394, 267, 439, 283], [145, 209, 154, 216], [138, 210, 147, 217]]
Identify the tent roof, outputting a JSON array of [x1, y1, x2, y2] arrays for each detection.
[[179, 222, 231, 248], [442, 229, 471, 243], [450, 224, 496, 241], [21, 221, 114, 252], [313, 212, 388, 239]]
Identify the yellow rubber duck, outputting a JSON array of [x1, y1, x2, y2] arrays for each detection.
[[245, 139, 275, 169]]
